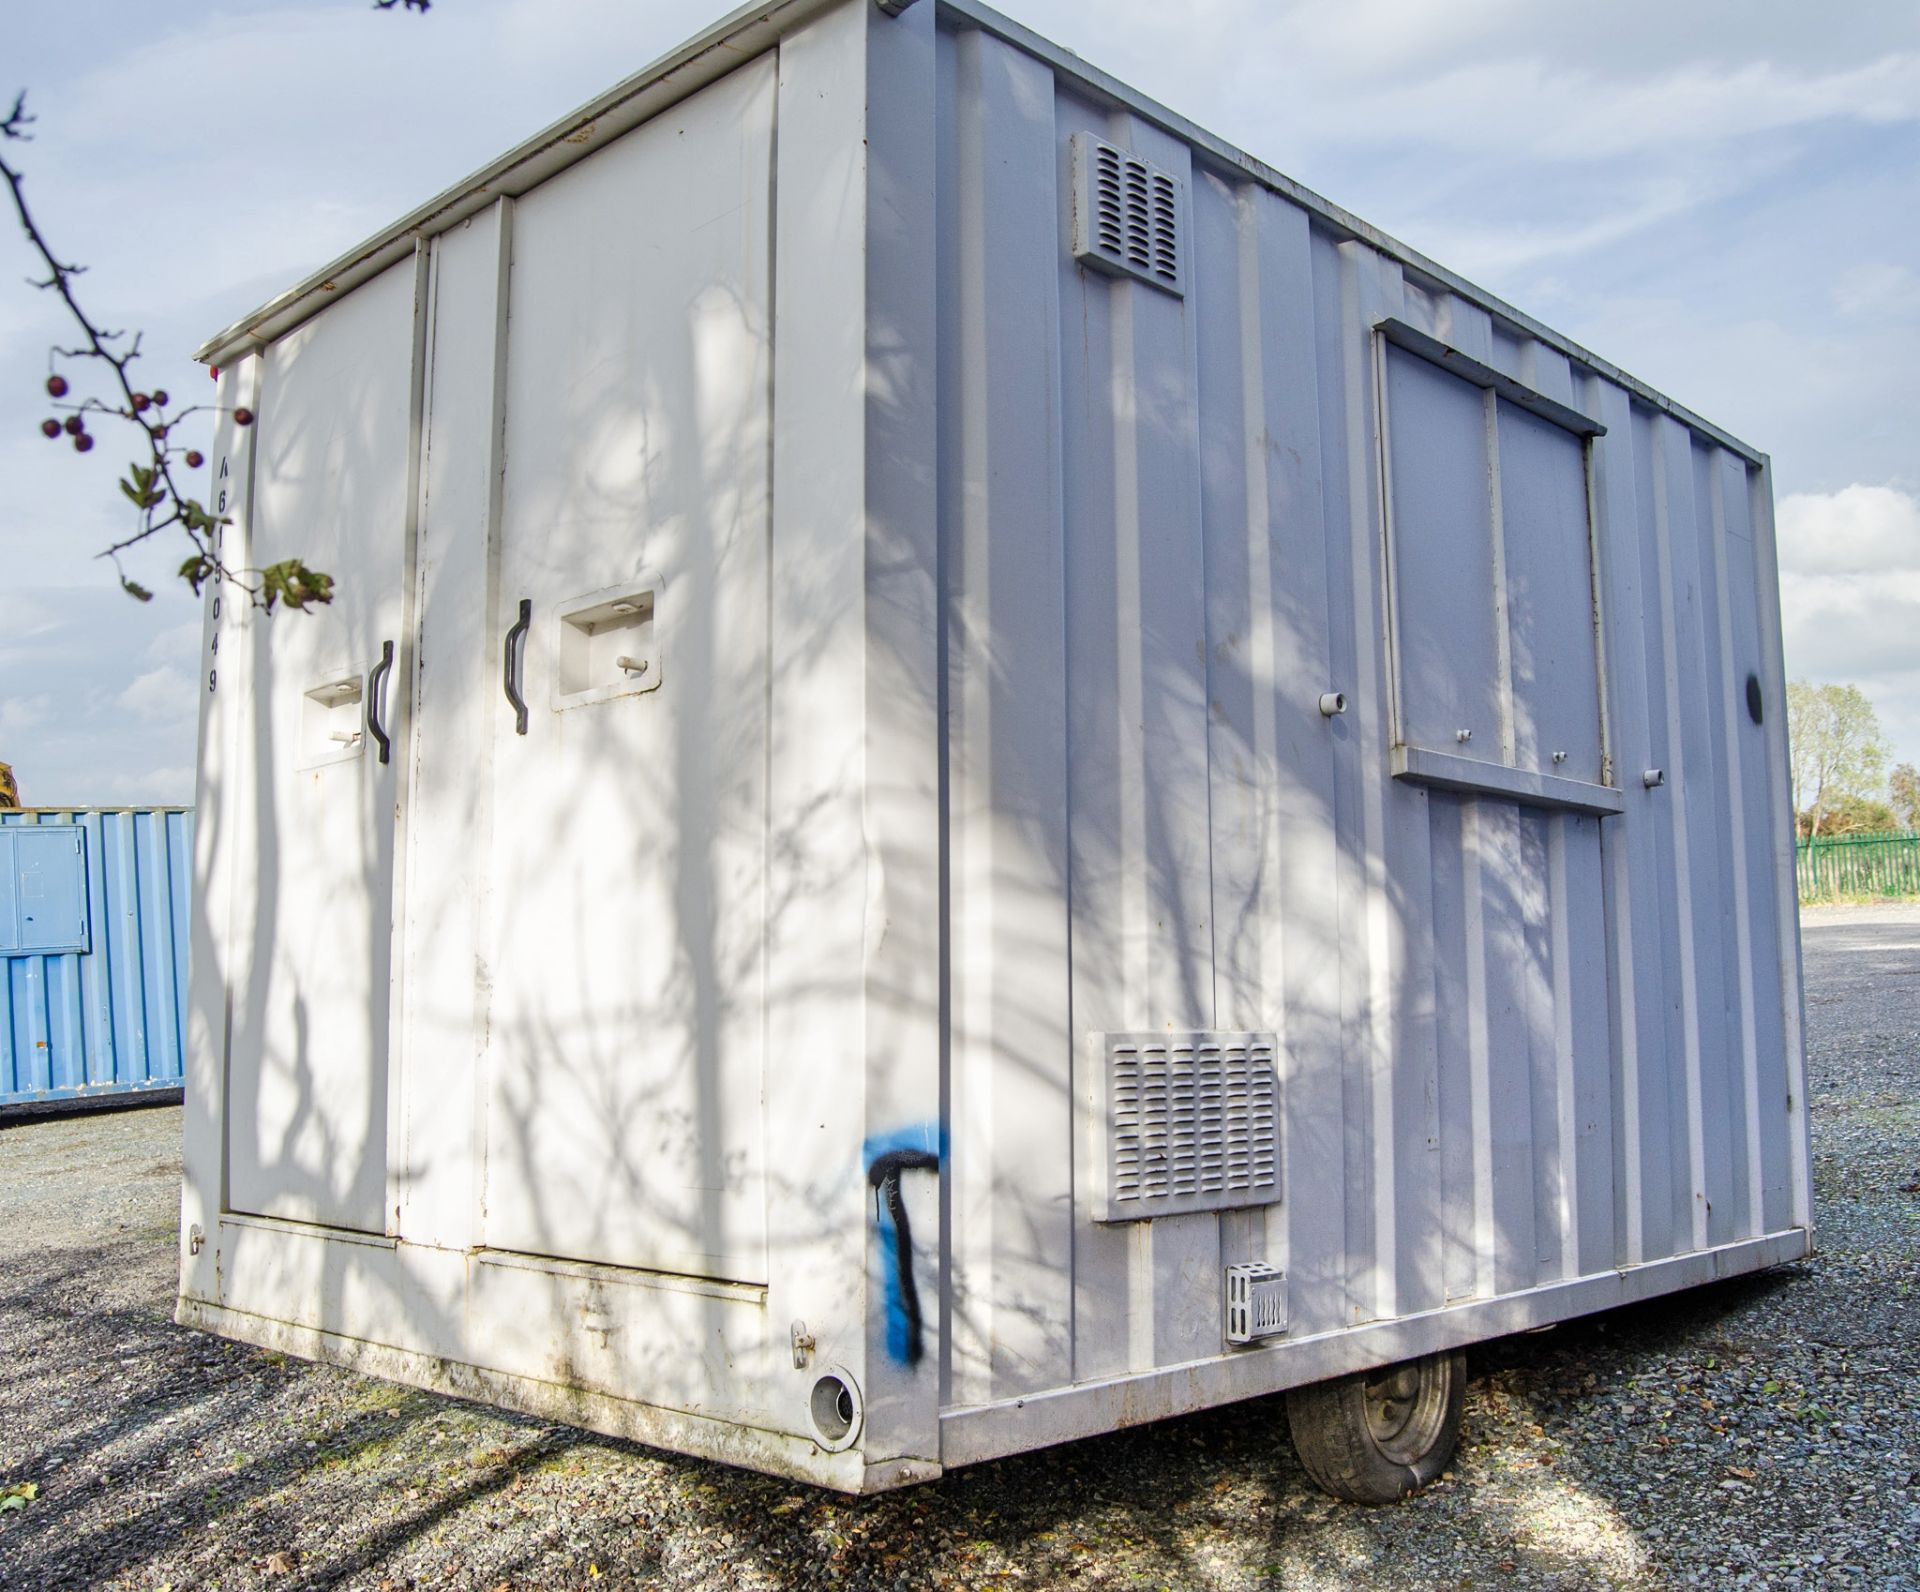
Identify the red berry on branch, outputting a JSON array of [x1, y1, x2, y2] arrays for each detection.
[[184, 450, 205, 468], [46, 374, 68, 398], [73, 433, 94, 453], [132, 393, 151, 412], [63, 415, 84, 436], [41, 418, 62, 439], [151, 389, 169, 407], [233, 407, 254, 427]]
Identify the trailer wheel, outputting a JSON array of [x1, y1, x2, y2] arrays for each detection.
[[1285, 1350, 1466, 1504]]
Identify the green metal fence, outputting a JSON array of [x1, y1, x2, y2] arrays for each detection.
[[1796, 831, 1920, 902]]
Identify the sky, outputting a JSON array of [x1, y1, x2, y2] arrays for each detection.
[[3, 0, 1917, 807]]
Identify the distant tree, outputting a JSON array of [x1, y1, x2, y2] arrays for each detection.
[[1787, 681, 1889, 840], [1798, 794, 1898, 839], [1891, 762, 1920, 833]]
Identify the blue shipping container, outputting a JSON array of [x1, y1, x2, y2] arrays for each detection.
[[0, 807, 192, 1109]]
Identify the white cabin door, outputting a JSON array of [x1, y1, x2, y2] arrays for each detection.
[[477, 59, 775, 1284], [225, 260, 418, 1233]]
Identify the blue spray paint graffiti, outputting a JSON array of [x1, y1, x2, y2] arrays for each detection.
[[864, 1124, 944, 1366]]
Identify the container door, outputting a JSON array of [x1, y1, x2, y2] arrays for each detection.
[[477, 59, 775, 1284], [224, 260, 418, 1233]]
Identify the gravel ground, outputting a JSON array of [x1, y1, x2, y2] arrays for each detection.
[[2, 906, 1915, 1591]]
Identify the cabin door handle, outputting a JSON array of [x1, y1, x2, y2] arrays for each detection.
[[503, 598, 531, 735], [366, 639, 395, 765]]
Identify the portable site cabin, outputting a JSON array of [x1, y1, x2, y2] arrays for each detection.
[[178, 0, 1810, 1497]]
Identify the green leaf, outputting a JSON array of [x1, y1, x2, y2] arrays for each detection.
[[120, 576, 154, 603], [0, 1480, 38, 1510], [120, 468, 166, 510], [178, 555, 214, 596], [259, 559, 336, 614]]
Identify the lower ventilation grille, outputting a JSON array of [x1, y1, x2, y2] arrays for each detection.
[[1090, 1030, 1281, 1223]]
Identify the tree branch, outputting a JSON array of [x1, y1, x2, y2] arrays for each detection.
[[8, 2, 427, 607], [2, 91, 331, 610]]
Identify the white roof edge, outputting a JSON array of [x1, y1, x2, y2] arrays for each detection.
[[947, 0, 1765, 466], [199, 0, 1764, 466], [192, 0, 839, 367]]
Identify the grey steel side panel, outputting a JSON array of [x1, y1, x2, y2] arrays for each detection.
[[931, 16, 1810, 1430]]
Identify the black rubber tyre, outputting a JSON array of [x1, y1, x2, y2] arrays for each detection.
[[1285, 1350, 1466, 1504]]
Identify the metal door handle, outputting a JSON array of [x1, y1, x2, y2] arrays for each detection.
[[503, 598, 531, 735], [367, 639, 395, 765]]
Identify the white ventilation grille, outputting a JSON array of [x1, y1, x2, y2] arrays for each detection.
[[1225, 1263, 1289, 1346], [1091, 1031, 1280, 1222], [1070, 133, 1184, 297]]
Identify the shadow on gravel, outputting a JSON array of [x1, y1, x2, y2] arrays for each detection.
[[1474, 1264, 1811, 1378], [0, 1242, 592, 1592], [616, 1390, 1333, 1590], [2, 1236, 1878, 1591]]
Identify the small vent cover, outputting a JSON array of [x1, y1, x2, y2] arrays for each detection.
[[1225, 1263, 1289, 1346], [1070, 133, 1184, 297], [1091, 1031, 1280, 1222]]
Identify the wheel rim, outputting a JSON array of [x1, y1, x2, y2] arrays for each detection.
[[1361, 1359, 1451, 1466]]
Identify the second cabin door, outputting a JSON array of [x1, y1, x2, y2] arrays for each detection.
[[476, 59, 776, 1284], [225, 260, 418, 1234]]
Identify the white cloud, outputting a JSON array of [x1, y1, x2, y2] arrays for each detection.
[[1778, 483, 1920, 576], [145, 618, 203, 666], [98, 765, 194, 806], [117, 664, 197, 720], [1834, 262, 1920, 317], [1778, 484, 1920, 779], [1296, 53, 1920, 163], [0, 693, 55, 737], [0, 591, 63, 644], [1028, 0, 1920, 173], [1405, 177, 1708, 276]]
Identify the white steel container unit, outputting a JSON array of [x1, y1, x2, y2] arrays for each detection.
[[179, 0, 1810, 1497]]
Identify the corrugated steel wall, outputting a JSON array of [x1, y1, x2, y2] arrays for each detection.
[[0, 808, 193, 1108], [936, 16, 1804, 1409]]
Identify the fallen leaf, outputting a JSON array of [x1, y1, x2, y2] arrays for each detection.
[[1727, 1465, 1757, 1480], [266, 1551, 295, 1575]]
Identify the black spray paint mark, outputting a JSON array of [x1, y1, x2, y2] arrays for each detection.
[[868, 1147, 940, 1366]]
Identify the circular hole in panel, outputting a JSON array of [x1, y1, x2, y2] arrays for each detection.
[[809, 1370, 862, 1452]]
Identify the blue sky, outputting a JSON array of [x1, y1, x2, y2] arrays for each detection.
[[3, 0, 1917, 805]]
